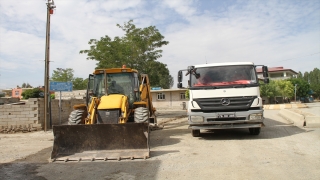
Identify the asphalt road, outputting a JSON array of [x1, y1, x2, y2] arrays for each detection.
[[301, 102, 320, 116], [0, 109, 319, 180]]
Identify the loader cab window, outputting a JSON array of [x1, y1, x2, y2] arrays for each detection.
[[93, 74, 106, 98], [107, 72, 140, 106]]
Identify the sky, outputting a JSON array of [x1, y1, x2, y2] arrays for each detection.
[[0, 0, 319, 90]]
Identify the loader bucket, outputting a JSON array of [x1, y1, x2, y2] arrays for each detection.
[[51, 123, 149, 162]]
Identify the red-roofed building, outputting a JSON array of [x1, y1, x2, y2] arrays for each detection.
[[256, 67, 298, 80]]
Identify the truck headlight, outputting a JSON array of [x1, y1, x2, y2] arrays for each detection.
[[190, 116, 203, 122], [249, 113, 263, 120]]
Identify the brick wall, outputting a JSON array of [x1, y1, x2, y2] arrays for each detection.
[[0, 98, 85, 132]]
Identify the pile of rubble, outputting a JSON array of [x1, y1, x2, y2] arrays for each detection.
[[0, 124, 42, 133]]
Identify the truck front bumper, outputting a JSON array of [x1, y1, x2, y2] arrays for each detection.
[[189, 123, 262, 130]]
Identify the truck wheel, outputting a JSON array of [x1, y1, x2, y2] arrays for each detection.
[[134, 107, 149, 123], [249, 127, 261, 135], [68, 109, 85, 125], [192, 129, 200, 137]]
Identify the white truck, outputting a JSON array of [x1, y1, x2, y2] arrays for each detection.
[[177, 62, 269, 137]]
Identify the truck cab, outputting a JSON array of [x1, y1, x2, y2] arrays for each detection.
[[177, 62, 269, 137]]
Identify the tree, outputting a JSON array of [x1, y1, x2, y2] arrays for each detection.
[[51, 68, 74, 82], [274, 80, 294, 100], [287, 78, 310, 99], [260, 80, 277, 101], [73, 77, 88, 90], [50, 68, 87, 90], [21, 83, 32, 88], [308, 68, 320, 99], [21, 88, 43, 99], [80, 20, 173, 88]]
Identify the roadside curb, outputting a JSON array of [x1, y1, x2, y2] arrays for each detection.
[[279, 109, 320, 128], [264, 103, 307, 110]]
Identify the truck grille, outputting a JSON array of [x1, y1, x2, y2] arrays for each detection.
[[97, 109, 119, 124], [193, 96, 256, 112]]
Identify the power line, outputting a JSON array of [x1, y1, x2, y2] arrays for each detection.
[[268, 52, 320, 64]]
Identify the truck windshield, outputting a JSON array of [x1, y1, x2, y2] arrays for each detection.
[[190, 65, 257, 87]]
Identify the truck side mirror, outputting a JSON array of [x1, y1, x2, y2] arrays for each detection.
[[178, 70, 183, 82], [262, 66, 269, 84], [262, 66, 268, 78]]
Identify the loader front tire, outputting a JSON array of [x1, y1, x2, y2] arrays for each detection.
[[249, 127, 261, 135], [134, 107, 149, 123], [68, 109, 85, 125]]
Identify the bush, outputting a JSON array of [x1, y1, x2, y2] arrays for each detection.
[[50, 94, 55, 99], [21, 88, 44, 99]]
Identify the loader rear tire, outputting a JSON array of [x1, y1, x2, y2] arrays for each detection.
[[68, 109, 85, 125], [134, 107, 149, 123]]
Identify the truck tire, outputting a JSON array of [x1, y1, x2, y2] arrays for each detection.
[[192, 129, 200, 137], [249, 127, 261, 135], [134, 107, 149, 123], [68, 109, 85, 125]]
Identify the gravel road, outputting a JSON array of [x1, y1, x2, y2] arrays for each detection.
[[0, 109, 319, 180]]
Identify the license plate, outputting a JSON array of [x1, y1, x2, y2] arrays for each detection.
[[217, 114, 235, 118]]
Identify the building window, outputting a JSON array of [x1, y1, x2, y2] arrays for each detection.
[[157, 93, 165, 100], [180, 93, 186, 100], [15, 91, 19, 96]]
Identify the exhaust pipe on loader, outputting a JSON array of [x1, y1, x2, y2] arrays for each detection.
[[51, 123, 149, 162]]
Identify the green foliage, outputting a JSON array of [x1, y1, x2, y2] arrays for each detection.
[[260, 79, 294, 102], [287, 78, 310, 98], [185, 89, 189, 100], [21, 88, 43, 99], [50, 68, 88, 90], [21, 83, 32, 88], [308, 68, 320, 98], [260, 80, 277, 99], [50, 94, 55, 99], [51, 68, 74, 82], [80, 20, 172, 88], [274, 80, 294, 99], [73, 78, 88, 90]]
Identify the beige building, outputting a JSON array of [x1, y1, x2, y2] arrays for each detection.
[[55, 89, 189, 110], [150, 88, 188, 109], [256, 66, 298, 80]]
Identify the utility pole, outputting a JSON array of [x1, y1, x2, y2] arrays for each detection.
[[294, 84, 297, 103], [44, 0, 56, 132]]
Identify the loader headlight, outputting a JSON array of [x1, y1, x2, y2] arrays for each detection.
[[249, 113, 263, 120], [190, 116, 203, 122]]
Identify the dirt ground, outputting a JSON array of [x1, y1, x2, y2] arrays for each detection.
[[0, 109, 186, 164], [0, 110, 320, 180]]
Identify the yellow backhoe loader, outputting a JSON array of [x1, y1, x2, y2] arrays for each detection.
[[51, 65, 157, 162]]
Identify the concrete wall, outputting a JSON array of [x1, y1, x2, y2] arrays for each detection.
[[0, 98, 85, 132], [0, 97, 20, 105], [55, 90, 86, 99]]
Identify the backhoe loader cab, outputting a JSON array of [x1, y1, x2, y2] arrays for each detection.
[[51, 66, 156, 162], [87, 69, 141, 109]]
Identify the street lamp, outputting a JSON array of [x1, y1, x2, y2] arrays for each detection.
[[44, 0, 56, 132]]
